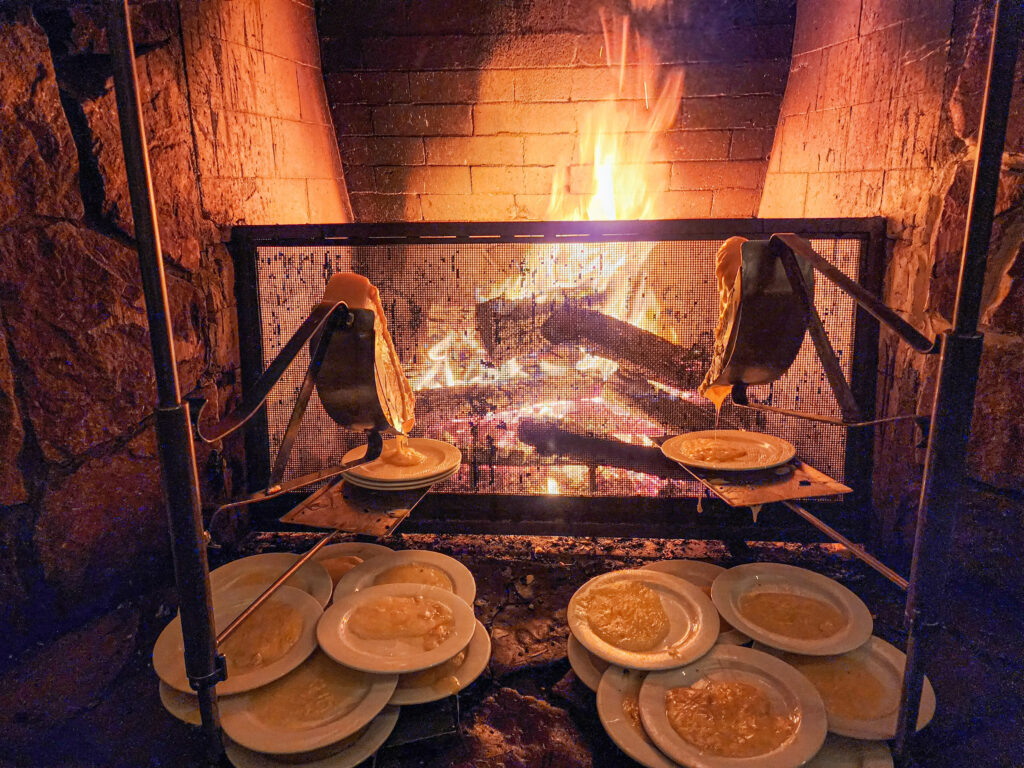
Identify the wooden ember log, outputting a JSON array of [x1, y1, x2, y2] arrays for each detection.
[[475, 295, 710, 392], [517, 417, 690, 479], [605, 375, 760, 434]]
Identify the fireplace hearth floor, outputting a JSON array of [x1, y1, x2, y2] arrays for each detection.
[[1, 534, 1019, 768]]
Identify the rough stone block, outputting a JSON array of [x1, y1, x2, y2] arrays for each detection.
[[650, 190, 714, 218], [409, 69, 514, 104], [329, 103, 374, 135], [425, 135, 524, 165], [307, 178, 352, 223], [758, 172, 808, 217], [845, 101, 892, 171], [514, 68, 573, 102], [779, 50, 822, 117], [524, 134, 576, 165], [349, 192, 422, 221], [804, 170, 884, 217], [264, 53, 301, 119], [325, 71, 411, 105], [792, 0, 860, 54], [375, 165, 471, 195], [372, 104, 473, 136], [261, 0, 319, 67], [0, 12, 83, 227], [217, 0, 263, 50], [677, 95, 781, 130], [968, 333, 1024, 491], [34, 429, 166, 603], [670, 160, 764, 191], [712, 188, 762, 217], [420, 193, 518, 221], [0, 318, 26, 505], [730, 128, 774, 160]]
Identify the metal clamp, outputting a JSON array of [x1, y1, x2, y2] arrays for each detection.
[[188, 653, 228, 691]]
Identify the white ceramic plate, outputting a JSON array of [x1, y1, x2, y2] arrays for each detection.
[[210, 553, 334, 608], [341, 438, 461, 483], [712, 563, 873, 655], [154, 586, 321, 695], [754, 637, 935, 739], [334, 549, 476, 604], [641, 560, 751, 646], [568, 569, 719, 671], [223, 706, 400, 768], [390, 619, 491, 705], [804, 735, 893, 768], [567, 631, 611, 692], [343, 465, 458, 490], [158, 681, 201, 725], [318, 583, 476, 674], [220, 651, 397, 754], [597, 665, 679, 768], [313, 542, 394, 589], [639, 645, 827, 768], [661, 430, 796, 471]]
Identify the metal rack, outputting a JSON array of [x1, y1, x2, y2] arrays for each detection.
[[105, 0, 1021, 764]]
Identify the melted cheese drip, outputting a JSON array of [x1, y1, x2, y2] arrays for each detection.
[[681, 437, 748, 463], [380, 434, 426, 467], [699, 237, 746, 404], [398, 648, 467, 690], [349, 595, 453, 650], [322, 273, 416, 433], [582, 580, 670, 652], [320, 555, 363, 584], [739, 592, 847, 640], [622, 693, 643, 733], [248, 652, 369, 729], [219, 600, 303, 676], [374, 563, 453, 591], [665, 681, 798, 758], [780, 652, 897, 720]]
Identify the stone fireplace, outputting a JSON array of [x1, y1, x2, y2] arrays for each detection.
[[0, 4, 1023, 756]]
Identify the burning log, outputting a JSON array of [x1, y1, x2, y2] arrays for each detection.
[[517, 417, 690, 480], [604, 376, 760, 434], [475, 296, 709, 392]]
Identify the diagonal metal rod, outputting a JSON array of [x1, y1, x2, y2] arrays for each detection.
[[106, 0, 222, 763]]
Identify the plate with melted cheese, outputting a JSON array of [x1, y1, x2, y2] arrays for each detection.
[[641, 560, 751, 647], [223, 707, 400, 768], [597, 665, 679, 768], [334, 550, 476, 603], [210, 552, 334, 608], [312, 542, 394, 588], [568, 632, 611, 692], [639, 645, 827, 768], [755, 637, 935, 739], [219, 651, 397, 755], [568, 569, 719, 670], [662, 430, 796, 472], [712, 564, 873, 656], [390, 618, 491, 705], [318, 582, 476, 674], [341, 437, 461, 484], [154, 585, 321, 696]]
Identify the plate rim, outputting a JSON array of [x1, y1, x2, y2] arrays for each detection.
[[388, 618, 491, 705], [661, 430, 796, 471], [158, 680, 201, 726], [755, 636, 936, 739], [210, 552, 334, 609], [334, 549, 476, 604], [567, 631, 610, 693], [223, 706, 400, 768], [596, 665, 679, 768], [638, 645, 827, 768], [640, 561, 751, 647], [567, 569, 720, 671], [219, 652, 398, 754], [341, 438, 461, 482], [318, 582, 476, 674], [342, 465, 458, 490], [712, 563, 874, 655], [154, 585, 322, 696]]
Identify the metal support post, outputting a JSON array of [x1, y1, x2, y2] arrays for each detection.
[[894, 0, 1020, 759], [107, 1, 224, 763]]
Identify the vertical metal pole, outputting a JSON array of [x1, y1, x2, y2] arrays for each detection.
[[106, 1, 224, 763], [894, 0, 1020, 760]]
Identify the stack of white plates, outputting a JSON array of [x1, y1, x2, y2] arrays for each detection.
[[340, 438, 461, 490], [566, 561, 915, 768], [156, 547, 491, 766]]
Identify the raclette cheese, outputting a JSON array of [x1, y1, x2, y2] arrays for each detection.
[[349, 594, 453, 650], [582, 580, 670, 652], [219, 600, 303, 676], [699, 237, 746, 412], [739, 591, 847, 640], [373, 563, 454, 592]]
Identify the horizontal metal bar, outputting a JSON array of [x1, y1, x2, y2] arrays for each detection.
[[783, 501, 908, 590], [216, 531, 338, 646], [731, 398, 926, 429]]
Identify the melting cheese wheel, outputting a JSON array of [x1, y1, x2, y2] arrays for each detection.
[[322, 273, 416, 433], [699, 237, 747, 405]]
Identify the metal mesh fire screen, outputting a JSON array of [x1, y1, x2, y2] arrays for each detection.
[[231, 219, 883, 534]]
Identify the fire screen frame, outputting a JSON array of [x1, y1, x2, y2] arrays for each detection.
[[229, 218, 885, 541]]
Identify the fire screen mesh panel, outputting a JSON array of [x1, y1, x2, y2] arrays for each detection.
[[244, 223, 875, 499]]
